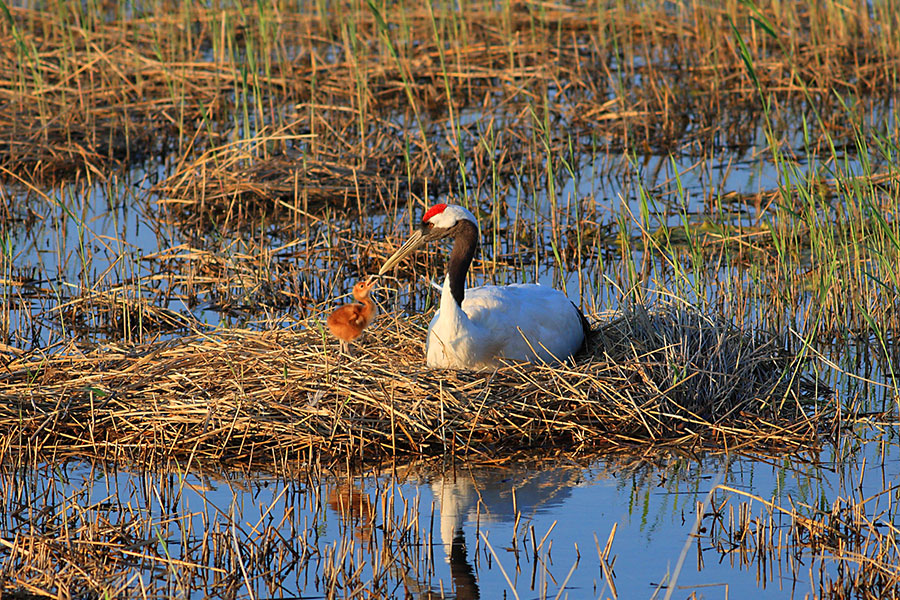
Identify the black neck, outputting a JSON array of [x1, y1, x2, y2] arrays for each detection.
[[447, 220, 478, 306]]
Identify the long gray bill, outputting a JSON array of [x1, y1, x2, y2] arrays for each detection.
[[378, 230, 426, 276]]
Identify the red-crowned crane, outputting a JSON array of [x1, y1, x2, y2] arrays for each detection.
[[379, 204, 588, 369]]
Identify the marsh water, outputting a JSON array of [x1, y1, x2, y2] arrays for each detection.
[[3, 1, 900, 596], [2, 440, 894, 598], [4, 142, 898, 598]]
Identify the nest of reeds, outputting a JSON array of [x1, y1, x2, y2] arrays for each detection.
[[590, 302, 824, 426], [0, 302, 830, 469]]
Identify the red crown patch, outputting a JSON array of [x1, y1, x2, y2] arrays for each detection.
[[422, 203, 448, 223]]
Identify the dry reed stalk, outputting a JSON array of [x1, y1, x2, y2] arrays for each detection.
[[1, 2, 895, 182], [0, 302, 831, 469], [153, 149, 412, 232], [705, 482, 900, 599]]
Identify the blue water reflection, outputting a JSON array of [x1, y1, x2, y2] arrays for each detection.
[[4, 445, 892, 599]]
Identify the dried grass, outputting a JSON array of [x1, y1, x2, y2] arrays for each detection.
[[154, 147, 414, 233], [706, 481, 900, 599], [2, 2, 896, 182], [0, 302, 831, 469]]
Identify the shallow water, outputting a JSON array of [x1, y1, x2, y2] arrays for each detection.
[[2, 112, 877, 348], [2, 88, 896, 600], [3, 437, 895, 599]]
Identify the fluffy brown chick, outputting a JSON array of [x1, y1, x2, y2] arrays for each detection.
[[326, 276, 378, 355]]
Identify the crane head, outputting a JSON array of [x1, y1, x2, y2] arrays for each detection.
[[378, 204, 478, 275]]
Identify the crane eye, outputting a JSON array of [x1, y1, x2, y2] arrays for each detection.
[[426, 222, 434, 229]]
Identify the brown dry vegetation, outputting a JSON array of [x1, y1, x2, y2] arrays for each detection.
[[2, 0, 894, 468], [1, 0, 897, 190], [0, 301, 829, 471], [1, 2, 899, 599], [705, 480, 900, 600]]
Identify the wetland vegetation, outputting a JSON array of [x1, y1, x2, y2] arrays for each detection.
[[1, 0, 899, 597]]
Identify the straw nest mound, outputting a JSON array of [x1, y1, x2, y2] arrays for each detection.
[[0, 303, 831, 468]]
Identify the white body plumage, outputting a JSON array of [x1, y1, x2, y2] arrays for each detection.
[[380, 203, 588, 370], [426, 277, 585, 369]]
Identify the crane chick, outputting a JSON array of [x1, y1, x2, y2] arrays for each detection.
[[327, 275, 378, 355]]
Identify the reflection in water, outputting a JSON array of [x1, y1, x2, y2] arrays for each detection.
[[430, 464, 579, 558], [328, 484, 376, 544], [427, 464, 584, 600], [326, 460, 594, 599], [449, 528, 479, 600], [1, 451, 894, 599], [327, 478, 482, 599]]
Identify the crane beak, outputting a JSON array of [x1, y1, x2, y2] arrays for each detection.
[[378, 230, 426, 276]]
